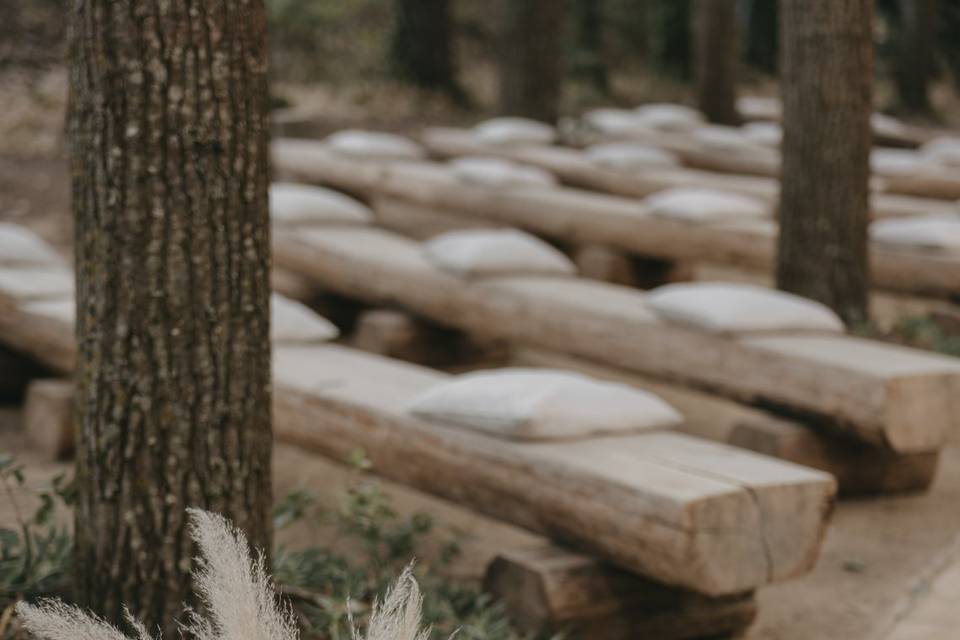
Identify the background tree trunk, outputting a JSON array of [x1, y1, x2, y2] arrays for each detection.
[[68, 0, 273, 635], [498, 0, 563, 123], [391, 0, 464, 101], [776, 0, 873, 325], [692, 0, 741, 124], [647, 0, 692, 79], [573, 0, 610, 94], [744, 0, 779, 74], [894, 0, 937, 116]]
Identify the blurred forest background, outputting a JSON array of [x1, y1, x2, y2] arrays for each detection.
[[4, 0, 960, 162]]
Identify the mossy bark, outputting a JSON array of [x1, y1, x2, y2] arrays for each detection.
[[67, 0, 273, 634]]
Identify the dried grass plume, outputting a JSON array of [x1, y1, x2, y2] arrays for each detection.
[[16, 509, 435, 640]]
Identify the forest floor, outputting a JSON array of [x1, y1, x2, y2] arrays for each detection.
[[6, 66, 960, 639]]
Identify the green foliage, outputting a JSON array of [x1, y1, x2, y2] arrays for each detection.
[[1, 455, 74, 639], [856, 314, 960, 358], [272, 452, 557, 640]]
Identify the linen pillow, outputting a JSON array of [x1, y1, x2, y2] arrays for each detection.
[[643, 187, 769, 223], [422, 229, 576, 278], [584, 143, 679, 171], [271, 293, 340, 344], [870, 216, 960, 253], [270, 183, 373, 226], [407, 368, 683, 440], [646, 282, 845, 334], [633, 103, 704, 132], [0, 224, 63, 266], [472, 117, 556, 146], [449, 157, 557, 187], [325, 129, 426, 160]]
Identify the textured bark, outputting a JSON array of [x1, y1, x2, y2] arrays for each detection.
[[498, 0, 563, 123], [391, 0, 463, 99], [692, 0, 740, 125], [776, 0, 873, 325], [67, 0, 273, 635], [894, 0, 937, 115]]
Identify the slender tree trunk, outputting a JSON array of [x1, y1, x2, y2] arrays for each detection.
[[573, 0, 609, 94], [776, 0, 873, 325], [745, 0, 779, 74], [498, 0, 563, 123], [894, 0, 937, 116], [391, 0, 464, 101], [68, 1, 273, 635], [648, 0, 692, 79], [692, 0, 741, 124]]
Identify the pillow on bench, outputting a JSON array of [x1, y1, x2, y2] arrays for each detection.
[[0, 268, 74, 302], [585, 143, 679, 171], [921, 137, 960, 168], [647, 282, 845, 334], [271, 294, 339, 344], [583, 108, 645, 135], [270, 183, 373, 226], [423, 229, 576, 278], [644, 187, 769, 223], [741, 122, 782, 147], [325, 129, 426, 160], [0, 224, 63, 267], [633, 103, 704, 132], [871, 216, 960, 254], [407, 368, 682, 441], [693, 125, 765, 156], [449, 157, 557, 188], [473, 117, 556, 146]]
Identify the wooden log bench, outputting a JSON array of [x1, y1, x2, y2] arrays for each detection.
[[270, 224, 960, 455], [0, 230, 835, 601], [272, 138, 960, 299]]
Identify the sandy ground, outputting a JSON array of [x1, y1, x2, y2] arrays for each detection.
[[4, 402, 960, 640]]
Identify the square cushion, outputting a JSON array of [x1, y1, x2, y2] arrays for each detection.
[[422, 229, 576, 278], [407, 368, 683, 440]]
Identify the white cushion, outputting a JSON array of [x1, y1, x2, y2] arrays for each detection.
[[473, 117, 556, 146], [921, 137, 960, 167], [449, 157, 557, 188], [407, 368, 682, 441], [871, 148, 930, 177], [871, 216, 960, 253], [22, 298, 75, 326], [0, 224, 62, 266], [736, 96, 781, 120], [647, 282, 845, 334], [324, 129, 426, 160], [741, 122, 782, 147], [271, 294, 339, 344], [871, 113, 909, 139], [269, 183, 373, 226], [0, 268, 73, 302], [692, 125, 761, 155], [584, 143, 679, 171], [422, 229, 576, 278], [633, 103, 704, 132], [643, 187, 769, 223], [583, 108, 646, 135]]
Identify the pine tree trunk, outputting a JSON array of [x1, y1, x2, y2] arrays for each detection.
[[68, 1, 273, 635], [498, 0, 563, 123], [692, 0, 740, 124], [894, 0, 937, 116], [776, 0, 873, 325], [573, 0, 609, 94], [391, 0, 463, 99], [745, 0, 779, 74]]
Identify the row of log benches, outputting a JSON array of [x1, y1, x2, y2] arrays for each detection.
[[3, 177, 960, 638]]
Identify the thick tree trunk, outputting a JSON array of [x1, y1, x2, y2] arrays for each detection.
[[894, 0, 937, 116], [692, 0, 740, 124], [391, 0, 463, 100], [776, 0, 873, 325], [573, 0, 609, 94], [498, 0, 563, 123], [67, 0, 273, 635]]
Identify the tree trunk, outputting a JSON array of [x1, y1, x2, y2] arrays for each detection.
[[391, 0, 464, 101], [573, 0, 609, 94], [498, 0, 563, 123], [894, 0, 937, 116], [745, 0, 779, 74], [776, 0, 873, 325], [648, 0, 692, 80], [692, 0, 741, 124], [68, 1, 273, 635]]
